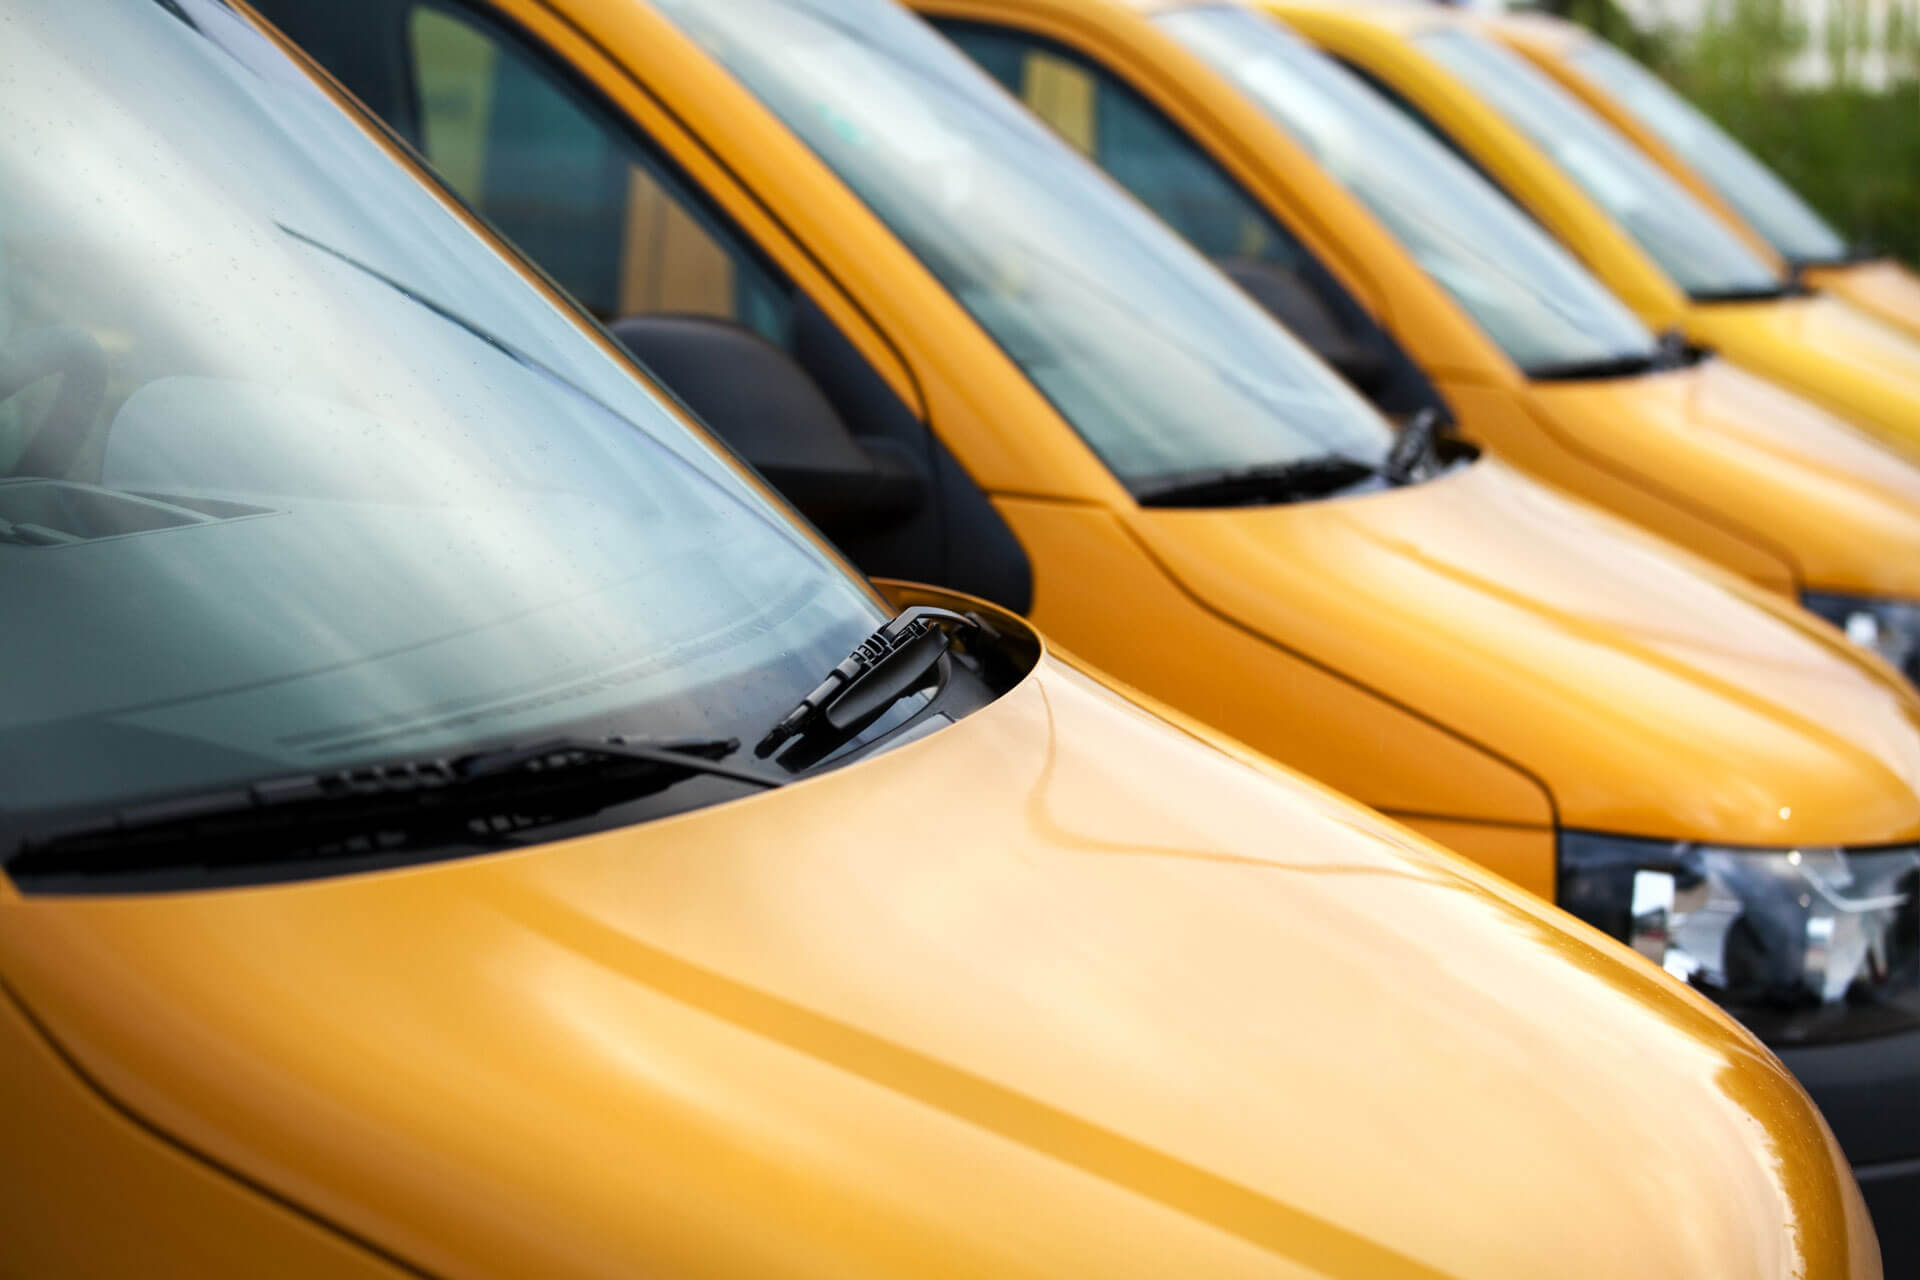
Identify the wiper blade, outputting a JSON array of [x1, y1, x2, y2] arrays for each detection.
[[1789, 242, 1881, 272], [1525, 352, 1658, 382], [1131, 454, 1376, 509], [9, 735, 779, 882], [1688, 281, 1799, 304], [757, 607, 978, 760], [1528, 331, 1704, 382]]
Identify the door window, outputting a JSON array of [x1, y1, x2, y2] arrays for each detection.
[[245, 0, 1039, 612], [405, 6, 791, 341], [938, 21, 1433, 414], [947, 26, 1305, 275], [1156, 7, 1657, 377]]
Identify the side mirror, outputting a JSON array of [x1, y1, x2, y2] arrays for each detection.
[[611, 314, 925, 532], [1215, 259, 1394, 395]]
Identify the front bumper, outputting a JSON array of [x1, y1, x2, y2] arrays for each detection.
[[1776, 1026, 1920, 1275]]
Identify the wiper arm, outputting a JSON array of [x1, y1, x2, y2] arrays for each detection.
[[756, 607, 978, 760], [9, 735, 779, 882], [1381, 408, 1446, 487], [1131, 454, 1376, 509], [1524, 330, 1708, 381], [1651, 327, 1707, 371]]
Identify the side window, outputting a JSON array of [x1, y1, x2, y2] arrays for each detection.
[[938, 21, 1448, 421], [946, 26, 1302, 273], [404, 6, 791, 343]]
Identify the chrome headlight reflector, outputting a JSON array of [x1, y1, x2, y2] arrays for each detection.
[[1802, 590, 1920, 680], [1560, 832, 1919, 1045]]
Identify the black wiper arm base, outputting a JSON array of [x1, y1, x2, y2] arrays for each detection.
[[756, 607, 976, 760], [1381, 408, 1445, 487]]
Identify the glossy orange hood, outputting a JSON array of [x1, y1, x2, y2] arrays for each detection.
[[1807, 259, 1920, 345], [0, 652, 1875, 1278], [1125, 459, 1920, 845], [1686, 294, 1920, 462], [1526, 359, 1920, 596]]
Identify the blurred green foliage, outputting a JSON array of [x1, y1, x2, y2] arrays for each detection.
[[1686, 80, 1920, 264], [1546, 0, 1920, 265]]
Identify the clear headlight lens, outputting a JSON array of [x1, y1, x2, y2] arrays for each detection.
[[1560, 832, 1920, 1045], [1802, 590, 1920, 680]]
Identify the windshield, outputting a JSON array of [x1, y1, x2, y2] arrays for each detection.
[[1160, 8, 1657, 376], [646, 0, 1393, 486], [1568, 40, 1850, 266], [1414, 29, 1786, 301], [0, 0, 888, 834]]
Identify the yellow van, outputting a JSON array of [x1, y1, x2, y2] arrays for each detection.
[[1492, 14, 1920, 344], [18, 1, 1889, 1275], [912, 0, 1920, 684], [914, 4, 1920, 1251], [1269, 1, 1920, 468], [258, 0, 1920, 1256]]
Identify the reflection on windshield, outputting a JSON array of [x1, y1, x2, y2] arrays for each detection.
[[1414, 29, 1786, 301], [0, 0, 885, 828], [1568, 41, 1849, 266], [647, 0, 1393, 485], [1160, 8, 1656, 376]]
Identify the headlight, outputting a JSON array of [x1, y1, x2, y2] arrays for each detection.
[[1560, 832, 1919, 1046], [1802, 590, 1920, 680]]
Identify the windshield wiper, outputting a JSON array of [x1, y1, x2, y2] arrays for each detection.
[[1652, 327, 1707, 371], [1381, 408, 1446, 487], [8, 735, 779, 885], [1530, 330, 1706, 382], [1131, 454, 1376, 508], [1525, 350, 1659, 381], [1789, 241, 1881, 273], [1688, 281, 1800, 304], [756, 606, 978, 761]]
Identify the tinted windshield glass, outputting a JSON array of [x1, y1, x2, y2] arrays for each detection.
[[1161, 8, 1656, 375], [1569, 40, 1849, 265], [1415, 29, 1785, 300], [647, 0, 1393, 485], [1, 0, 886, 830]]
